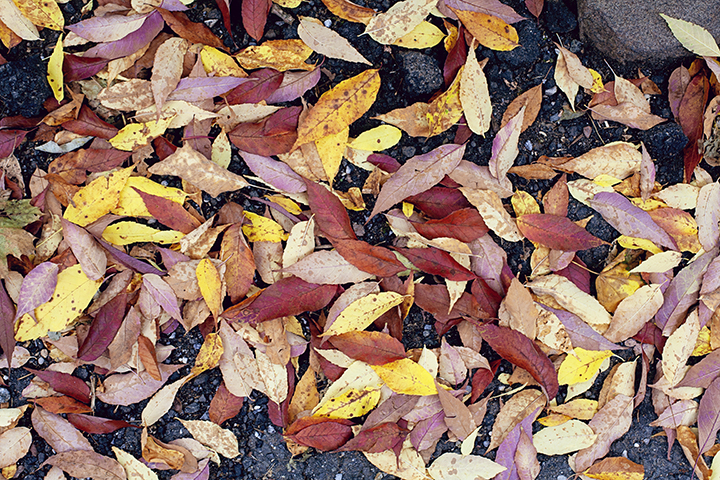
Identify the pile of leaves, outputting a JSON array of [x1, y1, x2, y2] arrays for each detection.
[[1, 0, 720, 478]]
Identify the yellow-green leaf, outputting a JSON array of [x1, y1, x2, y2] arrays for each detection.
[[15, 265, 102, 341], [661, 14, 720, 57], [348, 125, 402, 152], [190, 332, 223, 377], [112, 176, 187, 217], [102, 222, 184, 245], [313, 386, 382, 419], [47, 34, 63, 102], [109, 117, 174, 151], [63, 167, 134, 227], [558, 348, 613, 385], [242, 211, 289, 242], [372, 358, 437, 395], [196, 258, 222, 318], [321, 292, 405, 337]]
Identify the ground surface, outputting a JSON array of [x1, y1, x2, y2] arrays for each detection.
[[0, 0, 714, 478]]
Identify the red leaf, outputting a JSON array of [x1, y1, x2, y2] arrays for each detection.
[[268, 363, 295, 428], [214, 0, 233, 40], [26, 369, 91, 404], [633, 322, 665, 354], [405, 186, 472, 219], [678, 74, 708, 182], [63, 55, 108, 82], [0, 115, 41, 129], [471, 358, 501, 402], [556, 256, 591, 294], [333, 239, 405, 277], [48, 148, 130, 185], [153, 136, 177, 160], [411, 208, 488, 242], [471, 278, 501, 318], [310, 323, 346, 382], [329, 331, 407, 365], [444, 25, 467, 87], [221, 223, 255, 303], [0, 130, 28, 158], [157, 8, 227, 50], [133, 187, 201, 234], [286, 419, 353, 451], [516, 214, 607, 251], [336, 422, 407, 453], [31, 396, 93, 414], [67, 413, 138, 434], [395, 246, 476, 281], [368, 153, 401, 173], [242, 0, 271, 41], [0, 281, 16, 367], [414, 284, 491, 322], [77, 292, 127, 362], [228, 106, 300, 156], [471, 322, 559, 399], [222, 276, 339, 324], [226, 69, 283, 104], [62, 104, 118, 139], [209, 382, 245, 425], [304, 178, 356, 241], [525, 0, 543, 17]]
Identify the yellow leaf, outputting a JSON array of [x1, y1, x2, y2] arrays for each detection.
[[14, 0, 64, 30], [315, 128, 349, 184], [402, 202, 414, 217], [274, 0, 303, 7], [242, 211, 289, 242], [112, 447, 159, 480], [558, 348, 613, 385], [584, 456, 645, 480], [295, 69, 380, 148], [589, 68, 605, 93], [460, 44, 491, 136], [349, 125, 402, 151], [0, 0, 39, 41], [102, 222, 184, 245], [451, 10, 519, 51], [511, 190, 541, 217], [63, 166, 134, 227], [549, 398, 599, 420], [112, 177, 187, 217], [537, 413, 572, 427], [617, 235, 662, 254], [15, 265, 102, 341], [321, 292, 405, 337], [313, 386, 382, 419], [47, 34, 63, 102], [392, 21, 445, 49], [235, 40, 314, 72], [533, 419, 597, 455], [364, 0, 436, 45], [692, 325, 712, 357], [596, 257, 644, 313], [211, 130, 232, 169], [266, 195, 302, 215], [372, 358, 437, 396], [190, 332, 223, 377], [109, 117, 174, 151], [196, 259, 223, 318], [200, 46, 247, 77], [427, 68, 463, 136], [428, 453, 507, 480], [593, 174, 622, 187]]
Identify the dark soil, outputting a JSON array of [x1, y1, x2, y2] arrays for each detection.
[[1, 0, 711, 478]]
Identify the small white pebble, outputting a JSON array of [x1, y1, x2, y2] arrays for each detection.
[[557, 476, 567, 480], [483, 440, 490, 448], [254, 406, 262, 411], [634, 442, 639, 448], [643, 438, 650, 445], [545, 86, 557, 95], [324, 19, 332, 27], [622, 449, 628, 458], [268, 425, 275, 434], [37, 357, 44, 365], [254, 431, 261, 438], [524, 140, 533, 151], [335, 475, 343, 480]]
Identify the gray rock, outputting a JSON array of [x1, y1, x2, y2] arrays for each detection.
[[578, 0, 720, 66], [398, 51, 443, 99]]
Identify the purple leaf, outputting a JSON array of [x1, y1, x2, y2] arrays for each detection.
[[409, 410, 446, 451], [678, 349, 720, 388], [15, 262, 58, 321], [540, 304, 625, 351], [265, 68, 321, 104], [589, 192, 677, 250], [167, 77, 250, 102], [171, 459, 210, 480], [97, 238, 165, 275], [656, 247, 718, 335], [701, 255, 720, 295], [489, 106, 523, 180], [83, 11, 164, 60], [62, 218, 106, 281], [441, 0, 527, 23], [67, 13, 150, 43], [239, 151, 307, 193], [142, 274, 182, 321], [0, 281, 16, 366], [495, 406, 541, 480], [699, 377, 720, 453], [160, 0, 189, 10], [77, 293, 128, 362], [556, 256, 591, 294]]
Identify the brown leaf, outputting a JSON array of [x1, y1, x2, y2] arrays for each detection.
[[221, 223, 255, 303], [329, 331, 407, 365], [62, 104, 118, 139], [501, 84, 542, 133], [573, 395, 634, 473], [395, 246, 476, 281], [242, 0, 271, 41], [31, 396, 93, 414], [435, 381, 476, 441], [157, 8, 227, 50], [228, 106, 301, 156], [132, 186, 201, 234], [137, 335, 162, 381], [334, 239, 407, 277]]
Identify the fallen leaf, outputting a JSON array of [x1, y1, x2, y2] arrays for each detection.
[[533, 419, 596, 455], [364, 0, 436, 45], [0, 427, 31, 469], [460, 187, 523, 242], [298, 17, 370, 64], [585, 457, 644, 480], [428, 452, 506, 480], [573, 395, 634, 473], [44, 450, 126, 480], [179, 419, 240, 458], [452, 9, 519, 51], [372, 358, 437, 396], [558, 348, 613, 385], [113, 447, 158, 480], [517, 214, 606, 251], [661, 14, 720, 57], [242, 0, 271, 41]]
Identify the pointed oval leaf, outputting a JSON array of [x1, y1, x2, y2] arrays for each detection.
[[517, 214, 607, 251]]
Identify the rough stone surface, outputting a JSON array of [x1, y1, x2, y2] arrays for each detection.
[[578, 0, 720, 66], [0, 56, 52, 117], [398, 51, 444, 99]]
